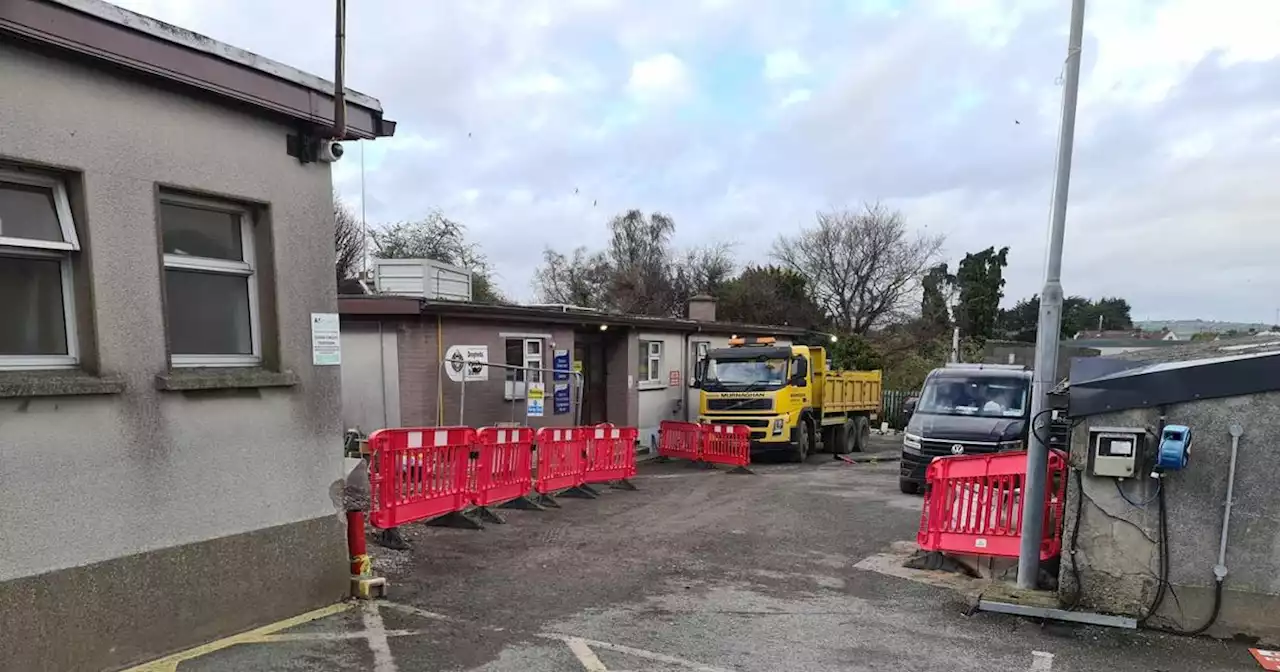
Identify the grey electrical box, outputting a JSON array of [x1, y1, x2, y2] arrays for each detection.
[[1089, 427, 1144, 478]]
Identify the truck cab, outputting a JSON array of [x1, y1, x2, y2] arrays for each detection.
[[694, 336, 882, 462], [898, 363, 1032, 494]]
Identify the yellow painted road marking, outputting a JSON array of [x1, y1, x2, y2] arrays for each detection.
[[119, 602, 353, 672]]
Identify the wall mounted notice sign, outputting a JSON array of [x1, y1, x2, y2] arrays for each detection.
[[553, 383, 571, 414], [311, 313, 341, 365], [527, 382, 546, 417], [444, 345, 489, 382], [553, 349, 571, 381]]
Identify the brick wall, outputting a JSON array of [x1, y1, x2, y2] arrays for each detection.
[[397, 316, 578, 429]]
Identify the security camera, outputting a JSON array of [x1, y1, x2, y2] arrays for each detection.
[[318, 139, 344, 163]]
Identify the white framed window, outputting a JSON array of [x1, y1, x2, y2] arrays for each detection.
[[503, 337, 543, 399], [0, 169, 80, 371], [159, 192, 261, 367], [640, 340, 663, 383]]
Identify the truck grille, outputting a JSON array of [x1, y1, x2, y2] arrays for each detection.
[[707, 418, 770, 429], [706, 398, 773, 411]]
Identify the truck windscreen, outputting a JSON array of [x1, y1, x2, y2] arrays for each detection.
[[916, 376, 1029, 418], [703, 357, 789, 390]]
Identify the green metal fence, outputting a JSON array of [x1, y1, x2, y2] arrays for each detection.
[[881, 389, 919, 430]]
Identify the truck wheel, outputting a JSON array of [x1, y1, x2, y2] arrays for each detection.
[[853, 416, 871, 453], [789, 420, 810, 463], [899, 479, 921, 495], [833, 421, 856, 455]]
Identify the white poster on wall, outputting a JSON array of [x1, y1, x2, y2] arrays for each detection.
[[444, 345, 489, 382], [527, 382, 546, 417], [311, 313, 341, 365]]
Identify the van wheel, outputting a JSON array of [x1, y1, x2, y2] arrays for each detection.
[[790, 421, 810, 463], [899, 479, 921, 495]]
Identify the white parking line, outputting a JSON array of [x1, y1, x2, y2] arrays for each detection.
[[1030, 651, 1054, 671], [361, 601, 400, 672], [566, 637, 609, 671], [541, 634, 733, 672]]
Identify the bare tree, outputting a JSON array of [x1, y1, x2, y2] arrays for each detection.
[[668, 243, 734, 315], [334, 195, 364, 287], [772, 203, 944, 333], [533, 247, 613, 308], [607, 210, 678, 316], [533, 210, 738, 318]]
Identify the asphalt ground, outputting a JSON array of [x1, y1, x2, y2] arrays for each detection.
[[149, 435, 1257, 671]]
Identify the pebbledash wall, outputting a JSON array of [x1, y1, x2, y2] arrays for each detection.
[[0, 5, 393, 670]]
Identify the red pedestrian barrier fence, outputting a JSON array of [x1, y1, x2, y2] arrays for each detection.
[[535, 427, 588, 494], [472, 426, 535, 507], [368, 426, 473, 529], [702, 424, 751, 469], [369, 424, 641, 530], [658, 420, 703, 461], [658, 420, 753, 473], [916, 449, 1068, 561], [584, 425, 639, 484]]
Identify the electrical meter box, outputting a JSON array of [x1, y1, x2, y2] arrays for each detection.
[[1089, 427, 1145, 478]]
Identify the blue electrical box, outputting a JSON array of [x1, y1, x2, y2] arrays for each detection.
[[1156, 424, 1192, 471]]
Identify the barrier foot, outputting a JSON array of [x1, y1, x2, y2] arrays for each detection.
[[727, 465, 755, 475], [501, 496, 547, 512], [426, 511, 484, 530], [474, 506, 507, 525], [610, 479, 639, 491], [535, 493, 562, 508], [375, 527, 411, 550], [560, 485, 599, 499]]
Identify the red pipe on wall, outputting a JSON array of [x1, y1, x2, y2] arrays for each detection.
[[346, 510, 370, 576]]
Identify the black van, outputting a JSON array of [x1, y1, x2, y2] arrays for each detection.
[[898, 364, 1032, 494]]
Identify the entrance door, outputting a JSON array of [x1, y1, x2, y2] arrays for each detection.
[[574, 338, 608, 425], [686, 340, 710, 421]]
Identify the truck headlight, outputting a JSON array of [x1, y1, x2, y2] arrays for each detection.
[[903, 433, 921, 450], [772, 417, 785, 435]]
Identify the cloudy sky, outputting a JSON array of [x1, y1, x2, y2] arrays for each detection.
[[113, 0, 1280, 323]]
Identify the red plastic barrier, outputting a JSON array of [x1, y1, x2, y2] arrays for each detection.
[[535, 427, 587, 494], [702, 424, 751, 468], [658, 420, 703, 461], [473, 426, 535, 507], [916, 449, 1068, 561], [368, 426, 473, 529], [584, 425, 639, 484]]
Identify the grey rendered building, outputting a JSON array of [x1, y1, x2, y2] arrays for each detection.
[[0, 1, 394, 670]]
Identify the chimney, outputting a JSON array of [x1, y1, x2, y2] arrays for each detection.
[[687, 294, 717, 322]]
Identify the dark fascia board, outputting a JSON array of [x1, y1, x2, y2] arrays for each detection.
[[335, 295, 806, 336], [338, 296, 422, 316], [1, 0, 394, 140]]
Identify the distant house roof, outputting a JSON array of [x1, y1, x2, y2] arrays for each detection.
[[1070, 338, 1182, 349], [337, 295, 809, 336], [1, 0, 395, 139], [1074, 329, 1164, 341]]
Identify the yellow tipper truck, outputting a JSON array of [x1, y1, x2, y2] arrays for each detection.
[[694, 336, 883, 462]]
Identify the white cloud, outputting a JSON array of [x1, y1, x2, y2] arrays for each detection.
[[626, 53, 692, 102], [779, 88, 812, 107], [763, 49, 809, 80]]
